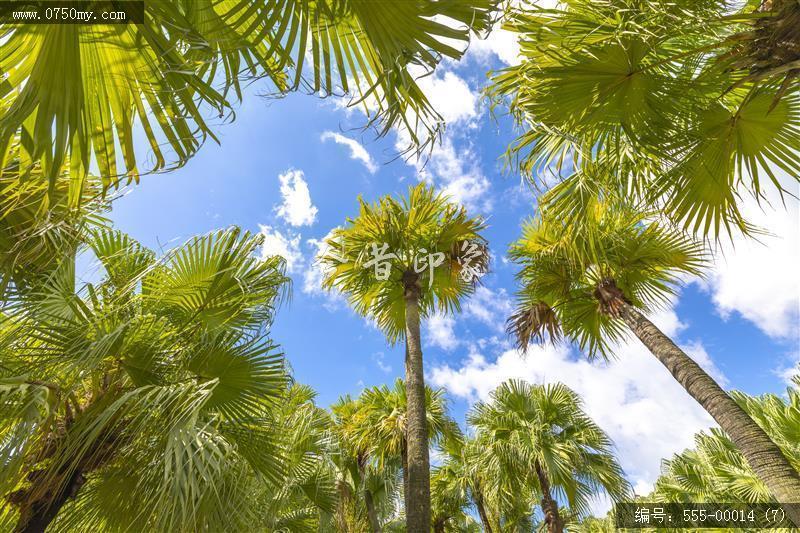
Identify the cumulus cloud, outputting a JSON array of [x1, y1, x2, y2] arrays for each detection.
[[415, 70, 479, 125], [464, 286, 513, 331], [467, 25, 521, 66], [302, 229, 347, 309], [391, 69, 491, 212], [321, 131, 379, 173], [702, 173, 799, 340], [274, 169, 318, 227], [259, 225, 303, 273], [426, 312, 460, 351], [417, 138, 492, 213], [429, 305, 724, 506]]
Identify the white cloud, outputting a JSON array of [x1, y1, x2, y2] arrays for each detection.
[[321, 131, 379, 173], [393, 69, 490, 211], [426, 312, 460, 351], [464, 286, 513, 331], [417, 137, 492, 213], [373, 351, 393, 374], [467, 25, 521, 66], [430, 305, 724, 510], [776, 351, 800, 386], [258, 225, 303, 273], [274, 169, 318, 227], [302, 229, 347, 309], [703, 174, 799, 340], [415, 70, 478, 125]]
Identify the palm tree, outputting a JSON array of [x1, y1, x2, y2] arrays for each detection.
[[321, 183, 487, 530], [431, 434, 498, 533], [653, 376, 800, 505], [253, 383, 339, 532], [468, 380, 631, 533], [340, 378, 462, 530], [488, 0, 800, 237], [507, 201, 800, 526], [0, 226, 291, 532], [0, 1, 501, 190], [331, 394, 403, 533], [0, 139, 109, 297]]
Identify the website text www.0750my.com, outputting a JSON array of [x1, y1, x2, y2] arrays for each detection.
[[0, 1, 145, 24]]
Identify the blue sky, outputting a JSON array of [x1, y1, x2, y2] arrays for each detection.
[[103, 30, 800, 508]]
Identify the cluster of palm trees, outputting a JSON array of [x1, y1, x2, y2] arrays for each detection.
[[329, 377, 630, 532], [1, 0, 799, 531], [490, 1, 800, 526]]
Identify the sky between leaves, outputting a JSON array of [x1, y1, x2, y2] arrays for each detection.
[[98, 21, 800, 514]]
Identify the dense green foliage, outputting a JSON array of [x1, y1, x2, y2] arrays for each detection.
[[1, 0, 799, 530], [490, 0, 800, 236]]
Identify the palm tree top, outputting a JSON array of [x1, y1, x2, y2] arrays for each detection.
[[507, 202, 705, 358], [321, 183, 488, 343], [488, 0, 800, 238], [469, 379, 632, 518], [337, 378, 462, 464]]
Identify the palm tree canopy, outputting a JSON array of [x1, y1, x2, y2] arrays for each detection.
[[0, 0, 501, 190], [652, 377, 800, 504], [338, 378, 462, 468], [488, 0, 800, 237], [468, 380, 631, 518], [321, 183, 488, 343], [507, 202, 705, 358], [252, 383, 340, 532], [432, 434, 501, 530], [0, 226, 293, 531]]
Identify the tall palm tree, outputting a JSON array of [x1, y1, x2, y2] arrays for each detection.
[[0, 0, 501, 190], [507, 202, 800, 526], [340, 378, 462, 530], [0, 226, 291, 532], [321, 183, 487, 530], [653, 376, 800, 505], [488, 0, 800, 237], [468, 380, 631, 533]]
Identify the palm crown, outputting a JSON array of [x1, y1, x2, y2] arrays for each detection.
[[0, 227, 291, 531], [489, 0, 800, 236], [468, 380, 632, 520], [508, 202, 705, 358], [340, 378, 461, 470], [321, 183, 488, 343]]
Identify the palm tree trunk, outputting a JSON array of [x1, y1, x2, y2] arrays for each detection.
[[474, 493, 493, 533], [403, 284, 432, 532], [12, 468, 86, 533], [534, 459, 563, 533], [401, 438, 409, 515], [364, 487, 382, 533], [620, 302, 800, 527]]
